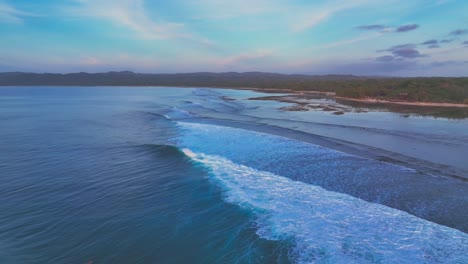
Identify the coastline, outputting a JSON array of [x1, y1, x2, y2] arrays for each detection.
[[335, 96, 468, 108], [2, 85, 466, 108], [193, 117, 468, 182], [242, 87, 468, 108]]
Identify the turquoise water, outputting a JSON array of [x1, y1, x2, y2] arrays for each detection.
[[0, 87, 467, 263]]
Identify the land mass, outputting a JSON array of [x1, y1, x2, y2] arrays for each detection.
[[1, 71, 467, 105]]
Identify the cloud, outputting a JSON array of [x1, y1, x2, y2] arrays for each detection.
[[313, 60, 418, 76], [392, 48, 424, 58], [319, 32, 382, 49], [375, 55, 395, 62], [292, 11, 331, 32], [189, 0, 376, 33], [381, 44, 425, 59], [68, 0, 212, 45], [0, 1, 37, 23], [463, 41, 468, 45], [429, 60, 464, 67], [187, 0, 277, 20], [356, 24, 386, 31], [309, 56, 467, 77], [386, 44, 417, 51], [420, 39, 453, 48], [450, 29, 468, 36], [218, 50, 274, 67], [356, 23, 421, 33], [440, 39, 454, 43], [291, 0, 376, 32], [422, 39, 438, 45], [395, 24, 419, 32]]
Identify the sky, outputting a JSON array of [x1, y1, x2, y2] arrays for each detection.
[[0, 0, 467, 76]]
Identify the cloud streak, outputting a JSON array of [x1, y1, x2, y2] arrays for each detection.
[[422, 39, 438, 45], [450, 29, 468, 36], [356, 23, 419, 33], [191, 0, 377, 33], [218, 50, 274, 68], [375, 55, 395, 62], [396, 24, 419, 32], [392, 48, 424, 58], [0, 1, 36, 23], [357, 24, 386, 30], [287, 0, 376, 33], [69, 0, 212, 45], [380, 44, 426, 59]]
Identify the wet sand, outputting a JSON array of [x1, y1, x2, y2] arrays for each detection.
[[335, 96, 468, 108]]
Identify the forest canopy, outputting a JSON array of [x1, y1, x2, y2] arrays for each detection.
[[1, 72, 467, 104]]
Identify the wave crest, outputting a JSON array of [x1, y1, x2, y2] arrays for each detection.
[[183, 149, 468, 263]]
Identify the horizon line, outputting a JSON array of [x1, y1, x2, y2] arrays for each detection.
[[1, 71, 467, 78]]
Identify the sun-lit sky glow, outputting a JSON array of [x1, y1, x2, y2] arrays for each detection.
[[0, 0, 467, 76]]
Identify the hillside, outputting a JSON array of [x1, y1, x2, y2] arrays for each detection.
[[1, 72, 467, 104]]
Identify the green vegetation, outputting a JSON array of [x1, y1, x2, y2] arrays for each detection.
[[1, 72, 467, 104], [333, 78, 468, 104]]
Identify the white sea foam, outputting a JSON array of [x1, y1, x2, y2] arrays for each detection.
[[175, 122, 468, 263], [183, 149, 468, 264], [164, 107, 195, 120]]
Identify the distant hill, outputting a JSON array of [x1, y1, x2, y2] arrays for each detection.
[[0, 71, 365, 87], [1, 71, 467, 104]]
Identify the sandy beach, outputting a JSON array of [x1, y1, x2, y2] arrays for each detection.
[[335, 96, 468, 108]]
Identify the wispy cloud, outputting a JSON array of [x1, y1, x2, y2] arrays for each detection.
[[392, 48, 425, 58], [291, 0, 373, 32], [187, 0, 278, 20], [396, 24, 419, 32], [68, 0, 212, 45], [356, 24, 386, 31], [376, 55, 396, 62], [449, 29, 468, 36], [422, 39, 438, 45], [380, 44, 426, 59], [380, 43, 416, 51], [0, 1, 37, 23], [291, 11, 331, 32], [319, 33, 382, 49], [356, 23, 419, 33], [191, 0, 376, 33], [218, 50, 274, 67]]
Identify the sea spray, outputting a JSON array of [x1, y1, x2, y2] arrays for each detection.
[[182, 149, 468, 263]]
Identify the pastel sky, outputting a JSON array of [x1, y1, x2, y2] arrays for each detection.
[[0, 0, 467, 76]]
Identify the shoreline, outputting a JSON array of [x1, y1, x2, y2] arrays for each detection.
[[2, 85, 467, 108], [242, 87, 468, 108], [335, 96, 468, 108], [228, 87, 468, 108], [187, 117, 468, 234], [193, 117, 468, 182]]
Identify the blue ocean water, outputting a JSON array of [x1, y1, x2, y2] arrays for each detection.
[[0, 87, 467, 263]]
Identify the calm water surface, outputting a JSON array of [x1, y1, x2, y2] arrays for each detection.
[[0, 87, 467, 263]]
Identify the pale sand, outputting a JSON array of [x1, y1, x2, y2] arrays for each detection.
[[335, 96, 468, 108]]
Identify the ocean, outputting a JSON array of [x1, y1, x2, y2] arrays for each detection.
[[0, 86, 467, 263]]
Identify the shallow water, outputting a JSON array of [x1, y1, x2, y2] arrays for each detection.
[[0, 87, 467, 263]]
